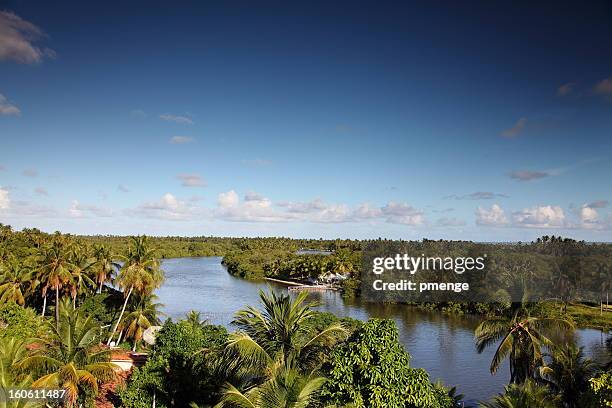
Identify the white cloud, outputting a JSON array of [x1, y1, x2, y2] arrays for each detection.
[[353, 203, 383, 219], [476, 204, 509, 226], [69, 200, 112, 218], [0, 11, 55, 64], [0, 94, 20, 116], [118, 184, 130, 193], [380, 202, 424, 225], [580, 206, 598, 223], [501, 118, 527, 138], [512, 205, 566, 228], [160, 114, 193, 124], [130, 193, 201, 221], [277, 199, 327, 214], [0, 187, 9, 209], [216, 190, 291, 222], [177, 173, 206, 187], [170, 136, 195, 144], [217, 190, 240, 209], [130, 109, 146, 118]]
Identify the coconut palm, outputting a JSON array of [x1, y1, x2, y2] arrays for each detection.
[[0, 260, 32, 306], [538, 344, 598, 407], [120, 294, 163, 351], [17, 299, 119, 407], [68, 247, 96, 308], [91, 245, 119, 294], [227, 290, 348, 376], [480, 380, 558, 408], [35, 239, 75, 324], [107, 236, 164, 345], [0, 337, 36, 408], [186, 310, 207, 330], [475, 306, 574, 384], [216, 363, 326, 408]]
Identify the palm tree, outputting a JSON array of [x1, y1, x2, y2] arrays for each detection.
[[475, 306, 574, 384], [218, 290, 347, 407], [186, 310, 207, 330], [227, 290, 348, 375], [35, 239, 75, 325], [91, 245, 119, 294], [17, 299, 119, 407], [0, 260, 32, 306], [107, 236, 164, 345], [68, 247, 96, 308], [538, 344, 598, 407], [120, 294, 163, 351], [0, 337, 36, 408], [480, 380, 558, 408], [216, 363, 326, 408]]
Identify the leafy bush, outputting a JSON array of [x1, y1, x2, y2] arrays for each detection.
[[119, 320, 228, 408], [0, 303, 46, 339], [320, 318, 455, 408]]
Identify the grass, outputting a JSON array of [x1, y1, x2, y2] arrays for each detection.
[[540, 302, 612, 331]]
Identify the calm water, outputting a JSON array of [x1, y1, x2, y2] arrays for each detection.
[[156, 257, 611, 405]]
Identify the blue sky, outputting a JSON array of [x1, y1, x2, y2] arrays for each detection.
[[1, 1, 611, 240]]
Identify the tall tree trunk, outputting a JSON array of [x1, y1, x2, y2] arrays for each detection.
[[98, 280, 103, 294], [55, 286, 60, 328], [107, 286, 133, 345], [41, 294, 47, 317], [117, 329, 124, 344], [132, 339, 137, 352]]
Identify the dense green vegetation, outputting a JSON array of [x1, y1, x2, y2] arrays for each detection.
[[0, 223, 610, 407]]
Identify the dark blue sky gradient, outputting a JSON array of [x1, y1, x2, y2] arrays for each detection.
[[0, 1, 611, 240]]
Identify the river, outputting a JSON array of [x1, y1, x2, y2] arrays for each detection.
[[155, 256, 611, 406]]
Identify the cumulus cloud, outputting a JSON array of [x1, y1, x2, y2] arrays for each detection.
[[557, 82, 575, 96], [69, 200, 112, 218], [512, 205, 566, 228], [501, 118, 527, 138], [594, 77, 612, 95], [118, 184, 130, 193], [170, 136, 195, 144], [353, 203, 383, 219], [476, 204, 508, 226], [586, 200, 609, 209], [34, 186, 48, 196], [216, 190, 292, 222], [0, 187, 9, 209], [129, 193, 201, 220], [177, 173, 206, 187], [160, 114, 193, 124], [22, 168, 38, 177], [446, 192, 508, 200], [0, 11, 55, 64], [508, 170, 549, 181], [380, 202, 424, 225], [277, 199, 327, 214], [0, 94, 20, 116]]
